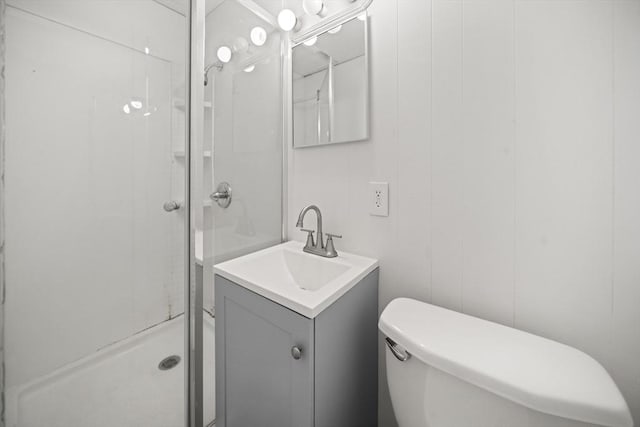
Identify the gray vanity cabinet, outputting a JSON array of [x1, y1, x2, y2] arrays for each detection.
[[215, 269, 379, 427]]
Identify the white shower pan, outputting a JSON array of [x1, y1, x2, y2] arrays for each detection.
[[5, 315, 215, 427]]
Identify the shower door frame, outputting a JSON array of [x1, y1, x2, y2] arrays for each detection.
[[186, 0, 205, 426]]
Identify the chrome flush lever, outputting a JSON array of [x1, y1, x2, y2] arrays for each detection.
[[385, 337, 411, 362]]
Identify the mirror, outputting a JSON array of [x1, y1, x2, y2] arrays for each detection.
[[292, 14, 368, 148]]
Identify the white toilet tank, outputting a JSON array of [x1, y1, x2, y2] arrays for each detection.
[[379, 298, 634, 427]]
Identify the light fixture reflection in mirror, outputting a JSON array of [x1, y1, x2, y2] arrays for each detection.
[[122, 101, 157, 117], [250, 26, 267, 46], [328, 24, 342, 34], [303, 36, 317, 46], [130, 99, 143, 110]]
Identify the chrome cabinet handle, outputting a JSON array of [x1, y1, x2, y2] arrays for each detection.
[[291, 346, 302, 360], [209, 182, 232, 208], [385, 337, 410, 362], [163, 201, 181, 212]]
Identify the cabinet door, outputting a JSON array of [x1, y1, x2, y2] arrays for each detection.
[[215, 276, 314, 427]]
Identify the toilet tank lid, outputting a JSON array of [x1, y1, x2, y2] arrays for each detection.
[[379, 298, 633, 427]]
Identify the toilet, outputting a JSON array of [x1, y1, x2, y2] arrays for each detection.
[[379, 298, 634, 427]]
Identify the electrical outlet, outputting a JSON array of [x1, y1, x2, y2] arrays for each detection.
[[369, 182, 389, 216]]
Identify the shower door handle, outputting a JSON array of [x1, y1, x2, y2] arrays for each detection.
[[163, 201, 181, 212]]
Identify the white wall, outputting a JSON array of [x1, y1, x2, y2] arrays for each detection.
[[287, 1, 640, 425], [4, 1, 186, 389]]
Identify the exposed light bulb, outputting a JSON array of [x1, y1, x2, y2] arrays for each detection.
[[277, 9, 298, 32], [302, 0, 325, 16], [250, 26, 267, 46], [303, 36, 317, 46], [328, 24, 342, 34], [243, 65, 255, 73], [217, 46, 232, 63]]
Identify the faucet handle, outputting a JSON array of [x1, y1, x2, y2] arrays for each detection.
[[300, 228, 315, 248], [324, 233, 342, 258]]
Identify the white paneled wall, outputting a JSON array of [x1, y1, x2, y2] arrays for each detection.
[[514, 0, 615, 365], [287, 0, 640, 425]]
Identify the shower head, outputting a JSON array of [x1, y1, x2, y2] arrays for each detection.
[[204, 62, 224, 86]]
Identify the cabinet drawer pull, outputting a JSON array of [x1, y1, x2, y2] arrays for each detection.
[[291, 346, 302, 360]]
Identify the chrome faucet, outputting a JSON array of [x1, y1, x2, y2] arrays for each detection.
[[296, 205, 342, 258]]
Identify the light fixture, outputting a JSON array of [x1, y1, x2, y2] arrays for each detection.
[[144, 46, 150, 55], [303, 36, 317, 46], [217, 46, 232, 63], [302, 0, 326, 17], [277, 9, 299, 32], [328, 24, 342, 34], [250, 26, 267, 46], [357, 13, 366, 21], [243, 65, 255, 73], [123, 104, 131, 114], [130, 99, 143, 110]]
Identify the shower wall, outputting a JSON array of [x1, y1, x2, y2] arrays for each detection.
[[3, 1, 186, 391], [205, 0, 283, 267]]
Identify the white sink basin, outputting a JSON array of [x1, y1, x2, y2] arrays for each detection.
[[214, 241, 378, 318]]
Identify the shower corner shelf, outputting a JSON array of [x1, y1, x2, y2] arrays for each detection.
[[172, 99, 213, 112]]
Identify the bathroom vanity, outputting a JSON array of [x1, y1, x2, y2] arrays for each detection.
[[214, 241, 379, 427]]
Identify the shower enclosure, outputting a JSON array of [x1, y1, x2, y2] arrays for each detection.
[[0, 0, 283, 425]]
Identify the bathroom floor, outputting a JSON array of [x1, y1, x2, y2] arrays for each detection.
[[4, 315, 216, 427]]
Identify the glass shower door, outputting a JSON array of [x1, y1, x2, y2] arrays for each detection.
[[200, 0, 284, 424], [1, 1, 192, 426]]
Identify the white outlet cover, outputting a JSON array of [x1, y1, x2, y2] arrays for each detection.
[[369, 182, 389, 217]]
